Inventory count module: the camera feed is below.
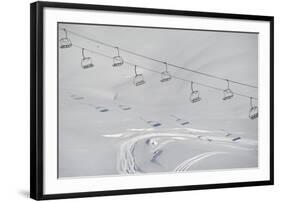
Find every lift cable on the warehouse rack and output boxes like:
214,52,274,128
70,43,258,100
63,28,258,89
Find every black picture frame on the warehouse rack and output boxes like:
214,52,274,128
30,1,274,200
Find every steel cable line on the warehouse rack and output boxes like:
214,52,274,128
70,43,258,100
63,28,258,89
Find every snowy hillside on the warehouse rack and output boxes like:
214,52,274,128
58,23,258,178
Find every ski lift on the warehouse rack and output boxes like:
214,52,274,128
81,48,94,69
160,62,172,82
60,28,72,49
133,65,145,86
223,79,234,100
190,81,201,103
112,47,124,67
249,97,258,120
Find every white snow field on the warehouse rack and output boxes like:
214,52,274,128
58,23,258,178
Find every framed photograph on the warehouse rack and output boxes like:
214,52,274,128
30,1,274,200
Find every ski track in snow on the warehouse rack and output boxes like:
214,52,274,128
174,152,226,172
114,129,257,174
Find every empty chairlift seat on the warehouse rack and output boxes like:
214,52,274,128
60,28,72,49
249,106,258,119
134,75,145,86
81,48,94,69
249,97,258,120
189,82,201,103
223,80,234,100
160,62,172,82
112,47,124,67
133,65,145,86
160,71,172,82
190,91,201,103
223,89,234,100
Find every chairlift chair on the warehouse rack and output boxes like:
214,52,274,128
112,47,124,67
160,71,172,82
160,62,172,82
249,106,258,120
190,91,201,103
190,82,201,103
81,48,94,69
249,97,258,120
60,28,72,49
223,89,234,100
133,65,145,86
223,80,234,100
134,74,145,86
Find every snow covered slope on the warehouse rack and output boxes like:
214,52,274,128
58,23,258,178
